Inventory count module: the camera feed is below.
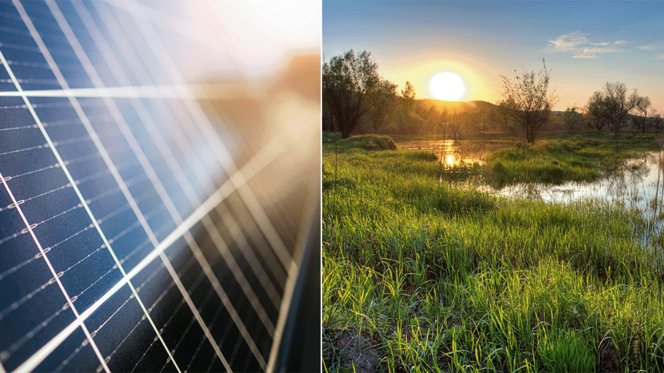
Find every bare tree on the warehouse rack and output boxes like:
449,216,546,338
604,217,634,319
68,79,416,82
601,82,642,137
322,50,379,138
633,96,654,134
437,105,449,139
448,109,463,141
499,59,558,143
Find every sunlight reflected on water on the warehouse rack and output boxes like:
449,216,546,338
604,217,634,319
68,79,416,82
400,139,509,167
403,140,664,215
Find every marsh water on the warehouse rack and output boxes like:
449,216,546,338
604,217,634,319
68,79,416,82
495,154,664,212
402,139,664,215
400,139,510,167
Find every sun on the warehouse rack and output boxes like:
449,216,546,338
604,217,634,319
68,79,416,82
431,72,465,101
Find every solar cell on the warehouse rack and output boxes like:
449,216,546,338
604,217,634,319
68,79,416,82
0,1,320,372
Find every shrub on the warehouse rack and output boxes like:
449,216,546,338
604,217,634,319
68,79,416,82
339,135,397,150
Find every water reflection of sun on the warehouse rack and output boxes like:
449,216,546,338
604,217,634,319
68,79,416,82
445,155,455,166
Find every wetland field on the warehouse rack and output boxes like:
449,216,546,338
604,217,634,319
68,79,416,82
323,131,664,372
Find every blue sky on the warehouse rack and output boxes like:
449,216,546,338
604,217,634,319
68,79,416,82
323,1,664,112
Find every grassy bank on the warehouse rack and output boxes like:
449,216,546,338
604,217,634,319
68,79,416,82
486,134,657,187
323,134,664,372
331,130,660,187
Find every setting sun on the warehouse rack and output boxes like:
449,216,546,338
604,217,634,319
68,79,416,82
430,72,465,101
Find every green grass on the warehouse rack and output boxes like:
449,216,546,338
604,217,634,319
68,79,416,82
324,132,398,151
323,133,664,372
485,135,656,187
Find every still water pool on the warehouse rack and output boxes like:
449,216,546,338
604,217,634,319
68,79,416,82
401,140,664,214
495,152,664,211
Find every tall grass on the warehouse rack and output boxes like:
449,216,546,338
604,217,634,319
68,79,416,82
323,134,664,372
486,135,654,187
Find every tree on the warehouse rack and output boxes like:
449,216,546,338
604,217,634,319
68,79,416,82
633,96,654,134
437,105,449,139
585,91,610,131
499,60,558,143
562,106,584,131
601,82,642,137
395,81,417,134
467,110,487,133
448,109,463,141
485,109,501,131
422,105,440,134
653,114,663,133
322,50,379,138
365,78,397,133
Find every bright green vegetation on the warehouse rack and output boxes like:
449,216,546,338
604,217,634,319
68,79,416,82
324,132,398,151
486,133,658,187
323,133,664,372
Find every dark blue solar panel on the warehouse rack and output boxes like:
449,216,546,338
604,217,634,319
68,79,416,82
0,1,319,372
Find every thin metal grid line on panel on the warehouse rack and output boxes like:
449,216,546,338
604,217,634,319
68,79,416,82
89,0,285,319
0,46,112,373
0,85,183,98
0,0,312,371
13,123,295,372
70,0,279,337
0,169,110,373
109,0,294,272
10,1,183,371
105,6,302,365
43,0,262,368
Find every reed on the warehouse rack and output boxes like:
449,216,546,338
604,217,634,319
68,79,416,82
323,133,664,372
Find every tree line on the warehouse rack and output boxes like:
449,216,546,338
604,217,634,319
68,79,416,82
323,49,661,142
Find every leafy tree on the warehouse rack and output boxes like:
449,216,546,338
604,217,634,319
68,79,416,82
322,50,379,138
365,78,397,133
585,91,610,131
395,81,417,134
499,60,558,143
562,106,584,131
411,104,438,135
486,106,510,132
322,104,336,132
485,109,501,131
467,110,487,132
422,106,440,134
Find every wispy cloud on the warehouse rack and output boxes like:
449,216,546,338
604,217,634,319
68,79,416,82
547,31,626,58
573,46,622,58
657,54,664,60
573,51,597,59
547,31,587,51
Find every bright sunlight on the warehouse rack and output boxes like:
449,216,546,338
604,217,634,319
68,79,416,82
430,72,465,101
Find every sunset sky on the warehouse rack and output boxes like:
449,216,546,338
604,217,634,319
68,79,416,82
323,1,664,113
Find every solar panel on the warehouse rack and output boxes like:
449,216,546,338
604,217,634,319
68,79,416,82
0,1,320,372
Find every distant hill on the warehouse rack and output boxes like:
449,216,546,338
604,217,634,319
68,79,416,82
415,98,499,113
415,99,571,116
